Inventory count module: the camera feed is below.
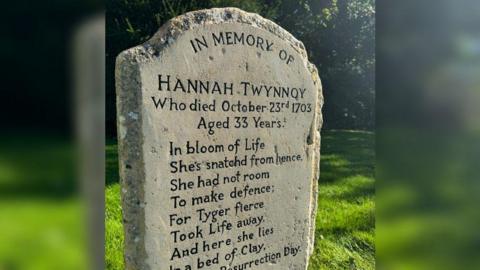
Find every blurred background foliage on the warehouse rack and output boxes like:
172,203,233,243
376,0,480,269
2,0,101,135
106,0,375,137
1,0,479,269
1,1,102,269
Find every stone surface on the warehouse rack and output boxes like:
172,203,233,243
116,8,323,270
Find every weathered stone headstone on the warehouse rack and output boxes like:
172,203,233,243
116,8,323,270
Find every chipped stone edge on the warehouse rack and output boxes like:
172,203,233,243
306,62,324,261
115,7,324,270
116,49,149,270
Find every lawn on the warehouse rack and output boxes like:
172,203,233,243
308,130,375,269
0,137,87,270
0,198,87,270
105,130,375,270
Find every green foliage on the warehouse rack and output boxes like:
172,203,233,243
276,0,375,130
105,130,375,269
106,0,375,136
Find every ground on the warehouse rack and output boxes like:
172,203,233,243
308,130,375,269
106,130,375,270
0,137,87,270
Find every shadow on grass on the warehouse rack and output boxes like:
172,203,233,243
106,140,119,186
320,130,375,184
309,130,375,270
0,136,76,198
334,177,375,202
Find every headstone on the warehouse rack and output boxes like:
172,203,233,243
73,14,105,270
116,8,323,270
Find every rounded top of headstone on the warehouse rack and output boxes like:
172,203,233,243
115,7,324,270
123,8,310,64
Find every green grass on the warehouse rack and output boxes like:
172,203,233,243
106,183,125,270
0,198,87,270
0,137,88,270
0,137,76,198
376,129,480,270
105,130,375,269
308,130,375,270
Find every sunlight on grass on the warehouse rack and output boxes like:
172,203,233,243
377,130,480,270
308,130,375,270
106,184,124,270
0,137,87,270
0,199,87,270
